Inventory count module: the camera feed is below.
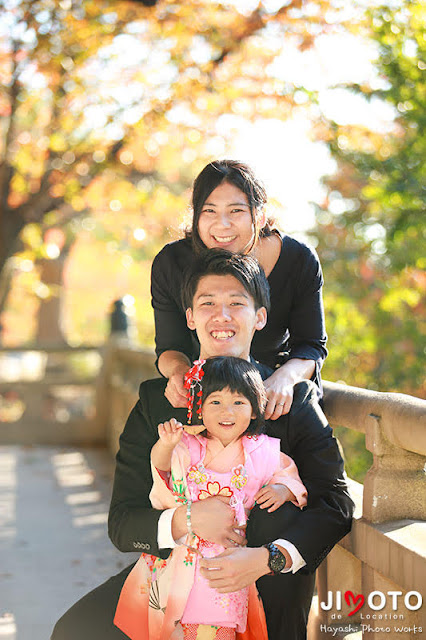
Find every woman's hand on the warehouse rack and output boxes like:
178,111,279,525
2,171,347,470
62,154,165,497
263,358,316,420
158,352,192,408
263,373,294,419
164,370,188,408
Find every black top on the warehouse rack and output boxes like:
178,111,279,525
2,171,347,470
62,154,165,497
108,375,353,573
151,234,328,390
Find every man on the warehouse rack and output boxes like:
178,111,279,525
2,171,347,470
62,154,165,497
52,250,353,640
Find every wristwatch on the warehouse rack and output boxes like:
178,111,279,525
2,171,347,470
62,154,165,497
264,542,287,574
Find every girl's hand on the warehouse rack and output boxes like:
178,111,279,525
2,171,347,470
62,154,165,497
157,418,183,448
254,484,295,513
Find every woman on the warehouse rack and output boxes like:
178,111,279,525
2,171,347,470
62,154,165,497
151,159,327,419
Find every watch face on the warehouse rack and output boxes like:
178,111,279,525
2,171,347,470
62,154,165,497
270,551,286,573
266,543,286,573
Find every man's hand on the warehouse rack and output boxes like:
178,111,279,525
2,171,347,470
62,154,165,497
199,547,270,593
254,484,295,512
164,370,188,408
172,496,246,548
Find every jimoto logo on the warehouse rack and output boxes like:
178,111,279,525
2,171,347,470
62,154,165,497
320,590,422,616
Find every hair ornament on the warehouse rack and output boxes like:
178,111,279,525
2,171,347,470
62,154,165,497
184,359,206,424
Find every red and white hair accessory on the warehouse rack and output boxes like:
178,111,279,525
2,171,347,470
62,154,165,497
184,359,206,425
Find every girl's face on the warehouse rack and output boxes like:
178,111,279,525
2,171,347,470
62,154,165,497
197,182,264,254
202,386,255,447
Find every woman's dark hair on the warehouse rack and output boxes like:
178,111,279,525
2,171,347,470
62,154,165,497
199,356,266,436
181,248,270,313
186,159,276,254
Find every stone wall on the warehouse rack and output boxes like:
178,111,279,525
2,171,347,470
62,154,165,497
311,381,426,639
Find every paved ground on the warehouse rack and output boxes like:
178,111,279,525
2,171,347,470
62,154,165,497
0,445,139,640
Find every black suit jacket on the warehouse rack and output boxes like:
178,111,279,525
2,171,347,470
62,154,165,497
108,376,353,573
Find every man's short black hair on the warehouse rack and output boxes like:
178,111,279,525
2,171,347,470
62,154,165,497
182,249,270,312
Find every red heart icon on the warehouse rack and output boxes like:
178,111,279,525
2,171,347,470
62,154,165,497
345,590,365,616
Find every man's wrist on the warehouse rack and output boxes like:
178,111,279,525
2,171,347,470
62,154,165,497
262,542,293,573
276,544,292,569
256,545,272,577
158,508,178,549
171,504,187,541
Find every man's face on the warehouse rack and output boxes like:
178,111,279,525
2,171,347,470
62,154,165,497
185,274,267,360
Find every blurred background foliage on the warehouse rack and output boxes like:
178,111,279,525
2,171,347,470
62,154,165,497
312,1,425,400
1,0,344,343
0,0,424,480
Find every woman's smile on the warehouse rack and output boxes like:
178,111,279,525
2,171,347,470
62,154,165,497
198,182,256,254
211,234,237,245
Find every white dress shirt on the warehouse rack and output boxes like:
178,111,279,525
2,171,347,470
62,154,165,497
157,508,306,574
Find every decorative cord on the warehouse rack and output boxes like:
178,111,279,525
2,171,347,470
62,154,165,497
183,359,206,424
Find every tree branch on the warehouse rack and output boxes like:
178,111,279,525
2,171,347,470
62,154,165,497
0,39,21,211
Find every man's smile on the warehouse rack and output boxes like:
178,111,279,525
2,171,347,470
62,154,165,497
210,330,236,339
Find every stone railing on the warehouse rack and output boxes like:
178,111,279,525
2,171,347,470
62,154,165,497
94,337,157,453
312,381,426,639
0,344,104,445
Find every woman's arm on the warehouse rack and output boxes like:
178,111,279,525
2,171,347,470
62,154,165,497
157,350,191,408
263,241,326,418
151,243,196,367
286,244,327,370
151,245,197,406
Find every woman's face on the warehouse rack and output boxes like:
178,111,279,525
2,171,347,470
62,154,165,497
197,181,262,254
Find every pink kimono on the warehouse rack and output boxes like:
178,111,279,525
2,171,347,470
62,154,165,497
114,432,307,640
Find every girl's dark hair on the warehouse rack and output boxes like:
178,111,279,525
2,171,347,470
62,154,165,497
199,356,266,436
186,160,277,254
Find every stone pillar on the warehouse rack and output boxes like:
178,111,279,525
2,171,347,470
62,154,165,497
36,256,67,345
361,565,424,640
363,414,426,523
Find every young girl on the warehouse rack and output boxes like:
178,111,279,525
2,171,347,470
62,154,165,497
114,357,308,640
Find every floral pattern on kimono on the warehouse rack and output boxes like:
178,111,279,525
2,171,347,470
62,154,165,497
114,432,307,640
